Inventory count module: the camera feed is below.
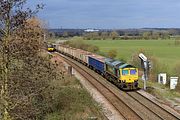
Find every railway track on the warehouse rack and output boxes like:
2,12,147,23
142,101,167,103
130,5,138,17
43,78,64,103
127,91,180,120
53,52,180,120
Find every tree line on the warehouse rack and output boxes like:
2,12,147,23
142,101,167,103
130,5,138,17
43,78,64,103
83,31,171,40
47,28,180,40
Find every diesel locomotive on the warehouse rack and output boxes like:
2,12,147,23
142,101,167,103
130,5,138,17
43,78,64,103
47,44,56,52
55,44,139,90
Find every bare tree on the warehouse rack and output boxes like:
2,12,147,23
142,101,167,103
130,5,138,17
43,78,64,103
0,1,64,120
0,0,33,119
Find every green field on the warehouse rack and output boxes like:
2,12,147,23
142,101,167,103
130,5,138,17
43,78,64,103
85,39,180,73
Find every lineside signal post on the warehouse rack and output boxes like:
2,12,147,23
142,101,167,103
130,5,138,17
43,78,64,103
139,53,151,90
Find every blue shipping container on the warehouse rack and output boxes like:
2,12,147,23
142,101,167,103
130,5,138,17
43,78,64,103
88,56,105,73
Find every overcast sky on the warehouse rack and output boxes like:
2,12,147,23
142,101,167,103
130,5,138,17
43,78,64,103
28,0,180,29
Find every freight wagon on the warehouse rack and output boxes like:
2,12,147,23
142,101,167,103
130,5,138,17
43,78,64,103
88,55,105,75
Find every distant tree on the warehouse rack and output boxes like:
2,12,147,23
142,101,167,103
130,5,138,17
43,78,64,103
152,32,161,39
49,32,56,38
63,31,69,38
123,33,129,40
143,31,152,39
168,29,179,36
101,32,109,40
110,31,119,40
83,32,100,40
161,32,170,39
83,33,91,40
91,32,100,40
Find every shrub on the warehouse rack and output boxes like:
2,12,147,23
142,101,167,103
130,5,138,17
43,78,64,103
174,62,180,77
44,76,105,120
64,39,99,53
87,45,99,53
129,48,150,68
174,62,180,92
107,49,117,59
130,49,169,82
174,40,180,46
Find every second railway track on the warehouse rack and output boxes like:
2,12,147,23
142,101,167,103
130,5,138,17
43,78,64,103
53,52,180,120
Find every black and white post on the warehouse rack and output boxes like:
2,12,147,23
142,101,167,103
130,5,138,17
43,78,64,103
139,53,148,90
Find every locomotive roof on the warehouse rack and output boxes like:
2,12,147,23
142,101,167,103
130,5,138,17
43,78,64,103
105,58,136,69
105,58,125,69
119,63,135,69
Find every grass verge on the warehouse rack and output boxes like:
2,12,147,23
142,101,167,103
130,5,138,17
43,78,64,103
45,75,105,120
138,80,180,105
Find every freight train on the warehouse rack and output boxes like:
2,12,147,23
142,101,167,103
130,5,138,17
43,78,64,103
55,44,139,90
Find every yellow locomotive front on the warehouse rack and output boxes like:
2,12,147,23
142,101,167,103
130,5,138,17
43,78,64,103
105,58,138,90
120,66,138,89
47,44,56,52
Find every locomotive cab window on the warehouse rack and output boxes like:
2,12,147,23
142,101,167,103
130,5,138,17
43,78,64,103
130,69,137,75
48,44,53,47
122,70,129,75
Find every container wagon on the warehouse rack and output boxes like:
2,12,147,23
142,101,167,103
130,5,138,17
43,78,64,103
88,55,105,75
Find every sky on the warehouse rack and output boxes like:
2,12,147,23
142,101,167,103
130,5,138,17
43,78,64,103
28,0,180,29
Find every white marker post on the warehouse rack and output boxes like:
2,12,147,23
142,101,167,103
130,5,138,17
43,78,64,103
139,53,148,90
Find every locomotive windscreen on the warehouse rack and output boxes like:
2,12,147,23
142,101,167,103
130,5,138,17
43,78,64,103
122,70,129,75
130,69,137,75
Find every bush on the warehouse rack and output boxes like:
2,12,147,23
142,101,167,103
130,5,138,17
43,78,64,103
149,56,169,82
130,49,169,82
174,62,180,77
44,76,105,120
87,45,99,53
107,49,117,59
64,39,99,53
175,40,180,46
129,48,150,68
174,62,180,92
